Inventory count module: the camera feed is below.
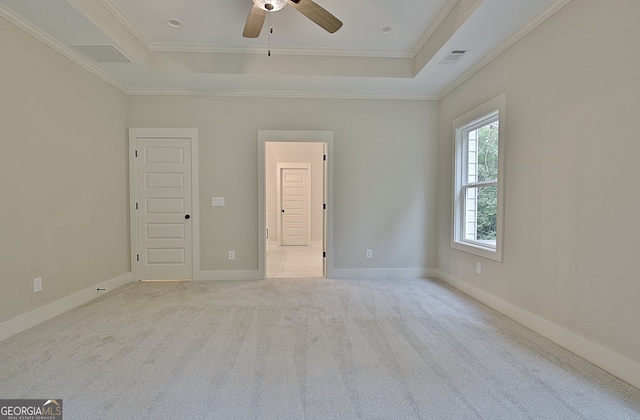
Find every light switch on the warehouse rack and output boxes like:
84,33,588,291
212,197,225,207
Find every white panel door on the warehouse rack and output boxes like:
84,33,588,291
281,168,309,246
134,136,193,280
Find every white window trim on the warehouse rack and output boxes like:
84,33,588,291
452,93,506,262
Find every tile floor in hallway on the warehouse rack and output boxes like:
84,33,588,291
266,245,324,278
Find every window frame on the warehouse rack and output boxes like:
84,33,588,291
452,93,506,262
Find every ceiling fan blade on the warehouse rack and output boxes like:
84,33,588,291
243,4,267,38
286,0,343,34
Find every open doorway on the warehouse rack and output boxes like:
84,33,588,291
266,143,323,277
258,130,333,279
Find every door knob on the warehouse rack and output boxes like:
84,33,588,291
185,214,191,220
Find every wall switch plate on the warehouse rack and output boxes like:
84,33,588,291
366,249,373,259
228,250,235,260
34,277,42,293
476,262,482,274
212,197,225,207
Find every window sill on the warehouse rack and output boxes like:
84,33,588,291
452,240,502,262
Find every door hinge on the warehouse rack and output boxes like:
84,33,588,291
135,150,138,158
323,203,327,210
323,251,326,258
323,154,327,161
136,254,139,262
135,202,139,210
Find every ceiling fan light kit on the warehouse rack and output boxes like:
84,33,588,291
243,0,343,39
253,0,287,12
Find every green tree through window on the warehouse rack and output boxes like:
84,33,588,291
476,121,498,240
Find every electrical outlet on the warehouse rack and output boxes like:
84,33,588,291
228,250,235,260
476,262,482,274
366,249,373,259
34,277,42,293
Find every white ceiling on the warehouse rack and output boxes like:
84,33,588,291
0,0,568,99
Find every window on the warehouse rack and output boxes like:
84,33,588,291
452,94,506,261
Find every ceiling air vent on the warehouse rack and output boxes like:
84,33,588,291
73,45,131,63
440,49,467,64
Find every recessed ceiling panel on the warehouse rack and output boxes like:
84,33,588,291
0,0,567,98
108,0,448,54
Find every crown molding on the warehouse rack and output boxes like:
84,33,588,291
125,88,438,101
148,43,413,59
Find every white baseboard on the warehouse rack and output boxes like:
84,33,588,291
436,270,640,390
0,273,131,342
331,268,437,280
195,270,264,281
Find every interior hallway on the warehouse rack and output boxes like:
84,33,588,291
266,245,323,278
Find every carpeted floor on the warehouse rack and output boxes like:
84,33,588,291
1,278,639,419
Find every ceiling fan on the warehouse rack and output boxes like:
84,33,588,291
243,0,342,38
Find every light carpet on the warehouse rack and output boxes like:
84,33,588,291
1,278,639,419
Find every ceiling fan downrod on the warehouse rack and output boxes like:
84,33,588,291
268,13,272,56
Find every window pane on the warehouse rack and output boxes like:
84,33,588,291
469,120,499,183
467,130,477,183
464,185,497,245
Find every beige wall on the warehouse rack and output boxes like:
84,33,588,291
0,18,129,324
437,0,640,377
127,96,439,273
266,142,325,245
